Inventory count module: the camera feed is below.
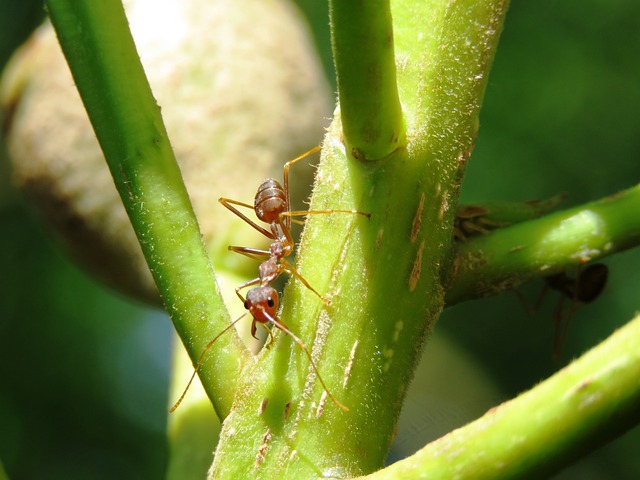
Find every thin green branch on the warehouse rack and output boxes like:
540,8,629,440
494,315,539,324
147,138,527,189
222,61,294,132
330,0,405,160
359,313,640,480
45,0,247,418
446,184,640,304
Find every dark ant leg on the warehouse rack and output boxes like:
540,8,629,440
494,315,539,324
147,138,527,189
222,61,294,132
552,294,582,361
551,295,568,360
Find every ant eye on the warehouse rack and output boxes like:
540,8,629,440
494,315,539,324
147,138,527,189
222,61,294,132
268,298,275,308
244,300,249,310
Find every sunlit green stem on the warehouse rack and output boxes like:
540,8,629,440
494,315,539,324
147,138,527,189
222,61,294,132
45,0,247,419
360,313,640,479
447,184,640,304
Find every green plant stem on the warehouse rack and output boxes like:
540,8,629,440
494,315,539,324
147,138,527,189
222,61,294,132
330,0,405,160
167,339,222,480
358,313,640,480
45,0,247,418
208,1,509,477
446,184,640,304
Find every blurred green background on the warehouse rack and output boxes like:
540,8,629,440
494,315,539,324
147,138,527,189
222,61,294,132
1,0,639,478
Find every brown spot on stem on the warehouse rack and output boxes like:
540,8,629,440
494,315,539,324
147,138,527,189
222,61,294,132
410,192,425,243
409,240,425,292
316,392,327,418
255,429,272,467
376,228,384,249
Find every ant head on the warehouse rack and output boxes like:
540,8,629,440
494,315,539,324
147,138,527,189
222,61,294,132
244,286,279,324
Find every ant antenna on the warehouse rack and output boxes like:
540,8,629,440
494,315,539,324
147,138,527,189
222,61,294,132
170,313,248,413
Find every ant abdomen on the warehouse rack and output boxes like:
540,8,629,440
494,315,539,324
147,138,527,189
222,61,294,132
254,179,286,224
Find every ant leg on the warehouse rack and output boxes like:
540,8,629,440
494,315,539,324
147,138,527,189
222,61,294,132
235,277,261,304
219,197,275,239
283,146,322,172
264,310,348,412
170,312,248,413
228,245,271,262
513,289,534,317
274,208,371,269
531,283,550,315
515,281,551,318
280,257,330,305
551,296,568,360
284,209,371,220
255,321,275,345
282,146,322,231
553,288,582,360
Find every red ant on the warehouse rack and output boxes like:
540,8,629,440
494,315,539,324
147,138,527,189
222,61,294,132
170,147,370,413
536,263,608,359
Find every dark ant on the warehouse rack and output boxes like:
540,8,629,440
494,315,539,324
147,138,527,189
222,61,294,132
453,205,504,242
170,147,370,413
453,195,566,243
537,263,608,359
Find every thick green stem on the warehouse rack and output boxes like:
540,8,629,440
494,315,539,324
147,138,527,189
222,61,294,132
208,1,509,477
359,313,640,479
45,0,247,418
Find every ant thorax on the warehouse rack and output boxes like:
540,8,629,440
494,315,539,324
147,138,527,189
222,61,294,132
269,225,291,258
258,257,281,287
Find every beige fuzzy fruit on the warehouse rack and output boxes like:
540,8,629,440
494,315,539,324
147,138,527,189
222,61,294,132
2,0,332,305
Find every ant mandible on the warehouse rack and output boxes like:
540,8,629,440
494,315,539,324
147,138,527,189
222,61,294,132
170,146,370,413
